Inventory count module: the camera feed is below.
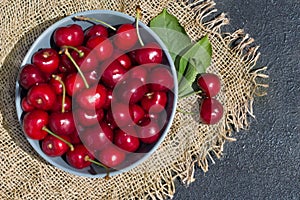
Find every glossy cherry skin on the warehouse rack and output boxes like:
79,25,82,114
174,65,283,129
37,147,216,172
114,127,140,152
69,129,82,145
128,65,148,84
137,121,161,144
71,46,98,72
109,102,132,127
32,48,60,74
49,74,64,94
197,73,221,97
115,78,148,104
27,83,56,110
53,24,84,47
115,53,132,69
41,134,71,157
50,95,72,112
19,64,46,89
84,24,108,39
135,43,163,65
80,121,113,151
84,69,101,85
114,24,138,50
22,110,48,140
97,145,126,168
65,73,85,96
141,91,167,113
86,36,113,62
103,89,113,110
21,97,35,112
66,144,95,169
75,84,107,110
59,54,77,73
101,60,127,88
148,66,174,91
130,104,145,124
74,107,104,127
49,112,75,135
199,98,223,124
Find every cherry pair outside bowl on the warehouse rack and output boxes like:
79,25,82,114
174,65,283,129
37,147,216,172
15,10,178,178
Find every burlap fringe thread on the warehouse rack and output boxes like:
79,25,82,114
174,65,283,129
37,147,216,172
0,0,267,199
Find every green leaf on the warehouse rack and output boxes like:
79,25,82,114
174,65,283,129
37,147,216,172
150,9,191,61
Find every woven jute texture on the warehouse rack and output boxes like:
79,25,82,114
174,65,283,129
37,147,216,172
0,0,267,199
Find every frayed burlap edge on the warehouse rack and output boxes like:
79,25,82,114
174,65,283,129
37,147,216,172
0,0,268,199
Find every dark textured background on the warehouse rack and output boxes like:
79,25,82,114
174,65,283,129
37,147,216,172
173,0,300,199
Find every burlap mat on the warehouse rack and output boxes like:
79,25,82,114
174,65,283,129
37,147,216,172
0,0,267,199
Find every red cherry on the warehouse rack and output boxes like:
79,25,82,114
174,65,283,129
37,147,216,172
128,65,148,84
80,121,113,151
49,74,64,94
75,84,107,110
53,24,84,47
129,104,145,124
48,112,75,135
59,54,77,73
199,98,223,124
74,107,104,127
101,60,127,88
114,127,140,152
32,48,60,74
84,24,108,39
115,53,132,69
115,78,148,104
66,144,94,169
65,73,85,96
21,97,35,112
137,121,161,144
197,73,221,97
109,102,132,127
70,46,98,72
22,110,48,140
114,24,138,50
27,83,56,110
50,95,72,112
97,145,126,168
103,89,113,110
141,91,167,113
84,69,101,85
135,43,163,65
86,36,113,62
148,66,174,91
69,129,82,145
41,134,71,157
19,64,46,89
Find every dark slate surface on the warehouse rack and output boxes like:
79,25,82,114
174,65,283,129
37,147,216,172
173,1,300,199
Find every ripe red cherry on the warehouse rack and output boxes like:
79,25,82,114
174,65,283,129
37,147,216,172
50,95,72,112
84,69,101,85
141,91,167,113
41,134,71,157
59,54,77,73
84,24,108,39
197,73,221,97
19,64,46,89
65,73,85,96
21,97,35,112
74,107,104,127
66,144,94,169
22,110,48,140
101,60,127,88
109,102,132,127
149,66,174,91
75,84,107,110
53,24,84,47
130,104,145,124
49,112,75,135
199,98,223,125
70,46,98,72
103,89,113,110
114,24,138,50
114,127,140,152
97,145,126,168
129,65,148,84
80,121,113,151
137,121,161,144
115,78,148,104
32,48,60,74
135,42,163,64
86,36,113,62
115,53,132,69
69,129,82,145
49,74,64,94
27,83,56,110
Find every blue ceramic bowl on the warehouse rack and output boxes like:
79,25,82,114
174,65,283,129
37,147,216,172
15,10,178,178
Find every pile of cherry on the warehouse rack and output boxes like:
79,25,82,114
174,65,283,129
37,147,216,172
18,16,174,174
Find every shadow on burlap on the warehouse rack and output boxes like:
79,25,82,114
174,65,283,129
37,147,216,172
0,0,267,199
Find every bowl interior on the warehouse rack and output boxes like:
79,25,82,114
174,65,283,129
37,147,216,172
16,10,178,178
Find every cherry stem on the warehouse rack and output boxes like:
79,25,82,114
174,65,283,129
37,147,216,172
52,75,66,113
42,127,74,151
74,16,116,31
84,156,110,179
60,46,84,57
63,48,90,89
179,90,202,99
136,6,144,47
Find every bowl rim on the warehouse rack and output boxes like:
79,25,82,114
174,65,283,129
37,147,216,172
15,9,178,178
